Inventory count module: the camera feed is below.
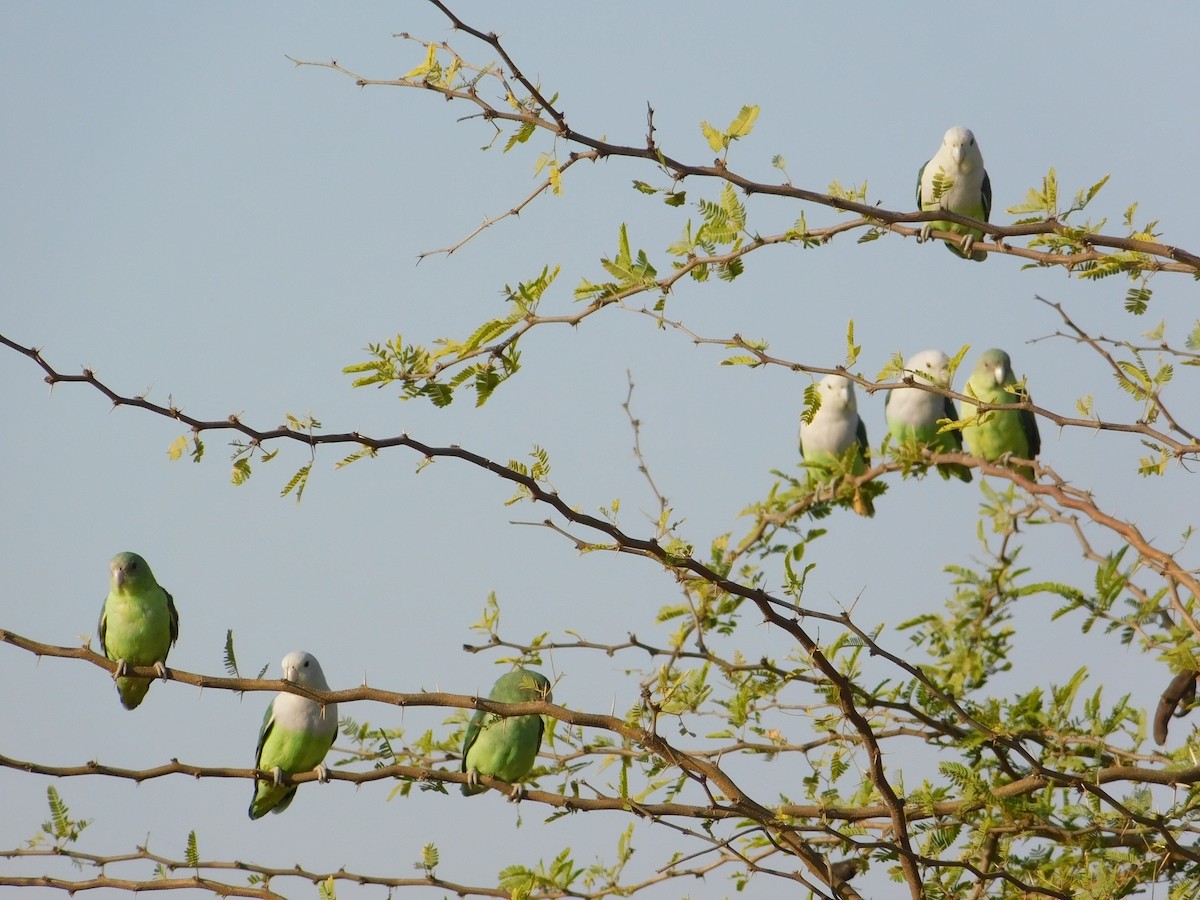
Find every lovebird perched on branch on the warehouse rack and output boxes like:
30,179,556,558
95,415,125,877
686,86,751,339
917,126,992,261
97,551,179,710
461,668,552,800
249,651,338,819
961,348,1041,480
885,349,972,483
799,374,874,517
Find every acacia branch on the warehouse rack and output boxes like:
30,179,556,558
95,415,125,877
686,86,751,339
7,333,1199,892
288,16,1200,275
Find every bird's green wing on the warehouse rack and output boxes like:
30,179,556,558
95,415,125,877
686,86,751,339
941,395,963,449
254,699,277,772
460,708,486,773
1020,405,1041,459
97,600,108,658
166,589,180,645
915,162,927,207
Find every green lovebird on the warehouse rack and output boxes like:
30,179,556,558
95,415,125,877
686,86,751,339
961,348,1041,480
917,125,992,261
885,349,972,483
249,651,338,819
97,552,179,710
799,374,874,517
461,668,552,800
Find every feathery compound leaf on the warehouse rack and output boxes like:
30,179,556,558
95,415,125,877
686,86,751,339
727,104,760,138
844,319,861,367
462,316,519,353
318,876,337,900
719,183,747,231
801,382,822,425
1081,174,1110,208
231,458,252,486
1125,286,1152,315
699,119,724,153
185,831,199,868
504,121,536,153
223,629,239,678
1007,168,1058,219
404,42,437,79
167,435,188,461
335,444,378,470
280,463,312,502
43,787,89,847
416,842,440,873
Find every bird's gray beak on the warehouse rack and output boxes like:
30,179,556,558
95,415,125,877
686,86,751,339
951,146,965,166
994,366,1006,384
113,568,126,589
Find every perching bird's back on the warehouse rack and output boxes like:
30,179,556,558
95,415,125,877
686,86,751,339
917,126,991,261
249,650,338,819
461,668,552,798
97,551,179,710
885,349,971,483
961,348,1041,480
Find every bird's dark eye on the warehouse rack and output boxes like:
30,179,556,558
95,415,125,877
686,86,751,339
303,660,310,667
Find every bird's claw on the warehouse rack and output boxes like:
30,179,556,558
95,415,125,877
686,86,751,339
466,770,481,790
270,766,285,786
112,659,128,681
315,763,329,784
506,784,525,803
959,233,976,256
918,223,933,244
153,661,168,682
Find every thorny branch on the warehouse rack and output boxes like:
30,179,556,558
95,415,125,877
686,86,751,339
286,38,1200,275
4,331,1200,894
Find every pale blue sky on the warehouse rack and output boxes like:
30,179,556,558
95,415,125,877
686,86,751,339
2,3,1198,897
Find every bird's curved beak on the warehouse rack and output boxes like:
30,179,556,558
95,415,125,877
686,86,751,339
112,567,126,589
283,665,298,683
950,146,965,166
993,365,1006,385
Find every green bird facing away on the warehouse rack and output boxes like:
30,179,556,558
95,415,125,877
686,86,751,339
462,668,552,800
961,348,1041,480
885,349,972,483
917,125,992,261
97,552,179,710
249,651,338,820
799,374,874,517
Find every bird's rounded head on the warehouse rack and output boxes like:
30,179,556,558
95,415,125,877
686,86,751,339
109,551,152,591
976,348,1014,387
903,349,952,387
942,126,979,168
817,374,856,414
281,650,326,687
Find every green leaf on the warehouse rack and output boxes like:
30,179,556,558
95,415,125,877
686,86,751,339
231,458,251,486
844,319,860,367
504,121,536,153
280,463,312,502
185,831,199,868
727,104,760,139
223,630,239,678
699,119,724,153
416,842,439,873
